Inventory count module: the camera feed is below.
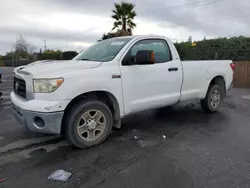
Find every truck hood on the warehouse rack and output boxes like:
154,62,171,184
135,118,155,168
17,60,102,78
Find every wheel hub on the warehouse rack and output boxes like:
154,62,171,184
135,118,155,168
211,89,220,108
86,119,97,130
77,109,107,141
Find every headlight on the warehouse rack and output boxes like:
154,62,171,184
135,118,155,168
33,78,64,93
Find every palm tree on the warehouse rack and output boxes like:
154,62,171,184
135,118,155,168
111,1,137,32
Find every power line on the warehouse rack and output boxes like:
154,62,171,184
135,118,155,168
138,0,223,13
47,19,113,49
74,20,113,36
160,12,250,28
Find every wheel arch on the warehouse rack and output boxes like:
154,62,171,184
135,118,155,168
206,75,226,98
209,75,226,90
61,90,121,134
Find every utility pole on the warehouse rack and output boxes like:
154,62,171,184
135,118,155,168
44,40,47,51
12,50,15,67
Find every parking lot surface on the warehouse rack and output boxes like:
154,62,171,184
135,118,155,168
1,67,250,188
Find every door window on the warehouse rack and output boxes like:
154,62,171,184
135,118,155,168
129,39,172,63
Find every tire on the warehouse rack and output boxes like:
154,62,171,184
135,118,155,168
201,84,223,113
65,100,113,148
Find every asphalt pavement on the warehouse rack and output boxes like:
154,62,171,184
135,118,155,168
1,67,250,188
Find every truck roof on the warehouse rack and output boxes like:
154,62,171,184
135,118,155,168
113,35,167,40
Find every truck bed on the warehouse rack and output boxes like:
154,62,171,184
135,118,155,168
180,60,233,101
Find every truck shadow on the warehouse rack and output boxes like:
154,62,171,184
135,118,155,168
114,105,230,141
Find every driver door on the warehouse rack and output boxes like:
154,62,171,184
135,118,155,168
119,38,182,115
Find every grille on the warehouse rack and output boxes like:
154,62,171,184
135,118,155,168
14,77,26,99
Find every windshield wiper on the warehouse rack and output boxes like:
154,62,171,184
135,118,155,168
80,58,90,61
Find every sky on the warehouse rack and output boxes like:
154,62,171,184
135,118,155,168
0,0,250,55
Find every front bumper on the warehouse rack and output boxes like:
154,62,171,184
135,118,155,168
10,92,70,134
12,103,64,134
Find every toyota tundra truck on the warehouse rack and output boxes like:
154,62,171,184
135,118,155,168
11,35,234,148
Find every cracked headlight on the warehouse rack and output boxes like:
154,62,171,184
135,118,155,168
33,78,64,93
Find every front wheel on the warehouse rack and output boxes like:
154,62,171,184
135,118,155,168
65,100,113,148
201,85,223,113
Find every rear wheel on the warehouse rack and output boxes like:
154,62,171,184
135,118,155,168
65,100,113,148
201,85,223,113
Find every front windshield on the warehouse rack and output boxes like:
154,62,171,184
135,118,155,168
73,37,132,62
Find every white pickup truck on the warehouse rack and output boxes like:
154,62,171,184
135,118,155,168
11,35,234,148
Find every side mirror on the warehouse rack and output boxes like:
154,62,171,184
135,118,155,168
122,55,136,66
136,50,155,65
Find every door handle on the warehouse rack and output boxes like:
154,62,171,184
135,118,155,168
168,67,178,71
112,74,121,79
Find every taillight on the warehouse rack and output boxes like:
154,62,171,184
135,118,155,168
230,63,235,71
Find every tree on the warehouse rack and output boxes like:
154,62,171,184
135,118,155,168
174,36,250,61
0,55,3,66
111,1,137,31
62,51,78,60
101,33,115,40
100,28,133,41
14,35,36,59
98,2,136,41
188,36,192,43
42,50,62,60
